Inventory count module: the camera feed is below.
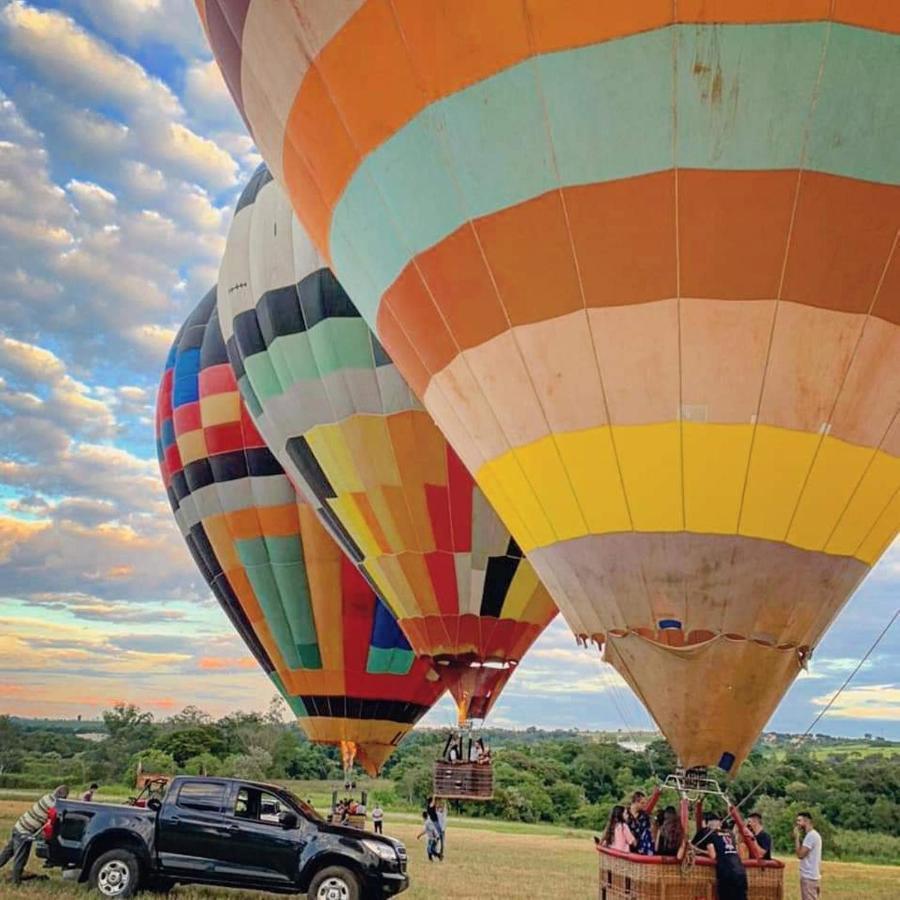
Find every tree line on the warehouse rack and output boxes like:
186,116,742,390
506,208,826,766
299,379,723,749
1,703,897,864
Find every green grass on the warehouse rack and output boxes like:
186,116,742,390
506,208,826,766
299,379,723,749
2,795,899,899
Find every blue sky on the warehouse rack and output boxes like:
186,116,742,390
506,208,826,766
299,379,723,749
0,0,896,737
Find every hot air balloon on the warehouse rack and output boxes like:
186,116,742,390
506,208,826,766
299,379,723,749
217,165,556,745
156,289,444,776
198,2,900,780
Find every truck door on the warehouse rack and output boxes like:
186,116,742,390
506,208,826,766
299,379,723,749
157,780,230,876
217,786,306,884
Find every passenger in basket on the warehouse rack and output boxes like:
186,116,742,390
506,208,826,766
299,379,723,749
655,805,686,860
747,812,772,860
625,791,654,855
696,813,747,900
600,805,636,852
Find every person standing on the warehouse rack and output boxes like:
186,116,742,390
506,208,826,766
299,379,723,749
795,811,822,900
746,812,772,860
371,803,384,835
696,812,747,900
0,785,68,884
436,801,447,857
416,812,441,862
625,791,654,855
81,783,99,802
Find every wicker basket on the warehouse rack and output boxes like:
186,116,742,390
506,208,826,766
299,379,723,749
433,761,493,799
598,846,784,899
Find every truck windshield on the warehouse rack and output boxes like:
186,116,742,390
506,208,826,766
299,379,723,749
275,788,324,823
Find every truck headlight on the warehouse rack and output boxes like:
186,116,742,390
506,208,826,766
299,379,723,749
361,839,397,862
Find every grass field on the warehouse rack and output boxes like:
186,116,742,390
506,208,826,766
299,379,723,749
0,799,897,899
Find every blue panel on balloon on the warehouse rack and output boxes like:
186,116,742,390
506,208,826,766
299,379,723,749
370,598,411,651
173,348,201,405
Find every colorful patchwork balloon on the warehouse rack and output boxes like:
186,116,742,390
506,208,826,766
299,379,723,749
199,3,900,772
156,289,444,773
217,166,556,724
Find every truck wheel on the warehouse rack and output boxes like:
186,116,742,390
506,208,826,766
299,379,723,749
308,865,361,900
88,848,141,898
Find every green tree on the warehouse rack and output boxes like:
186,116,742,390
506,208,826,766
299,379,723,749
221,747,273,781
156,727,226,765
548,782,584,821
128,749,176,784
183,753,222,776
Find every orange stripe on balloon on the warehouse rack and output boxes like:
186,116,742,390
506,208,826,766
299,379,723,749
275,0,900,251
375,170,900,381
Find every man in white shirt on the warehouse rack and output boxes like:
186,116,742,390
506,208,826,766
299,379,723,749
371,804,384,835
794,812,822,899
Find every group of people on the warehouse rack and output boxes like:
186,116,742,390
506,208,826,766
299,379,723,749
441,733,491,765
332,796,366,824
416,796,447,861
598,791,823,900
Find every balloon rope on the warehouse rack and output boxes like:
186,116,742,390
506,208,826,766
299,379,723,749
735,605,899,810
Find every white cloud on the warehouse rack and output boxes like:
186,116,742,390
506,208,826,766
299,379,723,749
811,684,900,720
1,1,181,118
184,58,241,125
65,0,209,57
66,179,117,224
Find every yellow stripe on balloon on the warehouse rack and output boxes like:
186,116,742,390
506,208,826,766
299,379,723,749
199,391,240,427
499,559,541,623
476,423,899,564
305,424,365,493
175,428,207,465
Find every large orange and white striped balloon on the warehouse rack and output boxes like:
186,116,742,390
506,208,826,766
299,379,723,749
197,1,900,772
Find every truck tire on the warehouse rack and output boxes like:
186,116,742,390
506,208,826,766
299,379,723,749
308,865,362,900
88,848,141,898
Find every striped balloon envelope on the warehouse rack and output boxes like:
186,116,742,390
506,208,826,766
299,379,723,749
199,2,900,772
217,165,556,725
156,289,444,774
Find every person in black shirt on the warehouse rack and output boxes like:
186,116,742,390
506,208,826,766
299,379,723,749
747,812,772,860
695,813,747,900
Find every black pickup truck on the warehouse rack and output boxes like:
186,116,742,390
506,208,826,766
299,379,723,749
36,775,408,899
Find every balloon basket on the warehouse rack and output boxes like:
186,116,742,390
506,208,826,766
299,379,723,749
432,760,494,800
598,847,784,899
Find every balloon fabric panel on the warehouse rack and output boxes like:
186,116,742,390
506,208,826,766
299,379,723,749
198,1,900,772
156,289,443,773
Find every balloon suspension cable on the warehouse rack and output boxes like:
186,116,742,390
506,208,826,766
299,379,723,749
340,740,357,787
734,605,899,812
597,639,657,777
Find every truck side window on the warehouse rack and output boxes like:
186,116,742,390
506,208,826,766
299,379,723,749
176,782,226,813
232,787,285,824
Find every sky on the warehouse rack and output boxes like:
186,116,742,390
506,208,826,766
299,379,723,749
0,0,897,738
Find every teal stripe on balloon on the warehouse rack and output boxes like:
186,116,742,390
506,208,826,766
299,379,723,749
265,534,301,564
367,645,415,675
268,332,318,388
241,559,302,669
308,318,377,375
244,351,282,402
329,22,900,321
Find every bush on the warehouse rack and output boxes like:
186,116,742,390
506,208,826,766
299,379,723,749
221,747,273,781
183,753,222,776
570,803,608,832
128,749,176,784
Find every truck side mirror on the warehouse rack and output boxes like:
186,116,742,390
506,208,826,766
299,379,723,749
280,811,299,830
